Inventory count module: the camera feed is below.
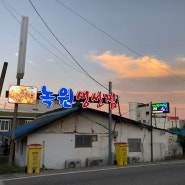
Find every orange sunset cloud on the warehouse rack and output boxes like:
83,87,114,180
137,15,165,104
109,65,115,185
89,51,185,78
88,51,185,119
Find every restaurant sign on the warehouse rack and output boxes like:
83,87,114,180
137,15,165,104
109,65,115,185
39,86,117,109
7,85,117,110
8,85,37,104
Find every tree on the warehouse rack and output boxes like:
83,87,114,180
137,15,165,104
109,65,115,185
177,134,185,153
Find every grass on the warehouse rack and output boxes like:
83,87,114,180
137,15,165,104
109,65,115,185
0,156,24,175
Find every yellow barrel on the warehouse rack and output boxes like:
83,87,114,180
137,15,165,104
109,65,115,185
27,144,42,174
114,142,128,166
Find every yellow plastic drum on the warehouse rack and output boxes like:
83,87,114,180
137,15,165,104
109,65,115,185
27,144,42,174
114,142,128,166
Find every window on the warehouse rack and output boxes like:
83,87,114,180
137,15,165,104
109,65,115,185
0,120,11,131
75,135,97,148
128,138,141,152
25,120,32,124
143,120,146,124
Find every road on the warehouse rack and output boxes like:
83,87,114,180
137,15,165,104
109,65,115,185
1,161,185,185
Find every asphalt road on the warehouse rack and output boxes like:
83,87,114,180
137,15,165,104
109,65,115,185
1,161,185,185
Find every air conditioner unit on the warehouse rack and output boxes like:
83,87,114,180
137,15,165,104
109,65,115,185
128,156,140,164
86,157,104,167
65,159,81,169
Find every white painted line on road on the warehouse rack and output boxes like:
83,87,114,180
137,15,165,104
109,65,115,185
2,160,185,182
0,180,5,185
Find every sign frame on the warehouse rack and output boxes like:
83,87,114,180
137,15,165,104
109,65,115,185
152,102,170,114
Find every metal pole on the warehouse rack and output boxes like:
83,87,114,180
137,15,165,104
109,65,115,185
8,16,28,165
8,79,20,165
108,82,112,165
17,16,29,79
0,62,8,96
150,102,153,162
175,107,177,128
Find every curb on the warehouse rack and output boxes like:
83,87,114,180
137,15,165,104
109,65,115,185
0,180,5,185
1,159,185,180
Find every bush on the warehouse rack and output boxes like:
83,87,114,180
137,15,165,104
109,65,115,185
0,156,8,164
0,156,23,174
177,134,185,153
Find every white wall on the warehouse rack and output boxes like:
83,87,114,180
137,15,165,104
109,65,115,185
25,112,111,169
129,102,182,130
27,133,110,169
28,134,74,169
14,110,183,169
14,140,27,167
115,121,182,162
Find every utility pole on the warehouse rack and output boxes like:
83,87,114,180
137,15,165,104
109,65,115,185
8,79,20,165
8,16,29,165
175,107,177,128
150,102,153,162
0,62,8,96
108,81,112,165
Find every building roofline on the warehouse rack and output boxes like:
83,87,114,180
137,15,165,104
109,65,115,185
3,103,175,139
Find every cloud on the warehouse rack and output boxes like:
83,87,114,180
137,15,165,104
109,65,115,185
177,57,185,64
28,60,36,66
89,51,185,119
15,52,18,57
47,59,54,63
89,51,185,78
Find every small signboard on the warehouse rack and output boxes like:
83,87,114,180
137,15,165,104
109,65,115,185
8,85,37,104
6,85,118,109
152,102,170,114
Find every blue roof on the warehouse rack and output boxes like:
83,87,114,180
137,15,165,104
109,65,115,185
171,128,185,136
4,102,167,139
3,103,81,139
4,122,43,138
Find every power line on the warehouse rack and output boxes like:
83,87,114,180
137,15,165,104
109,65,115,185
1,0,86,75
1,0,20,22
56,0,142,58
2,0,110,82
56,0,185,119
28,0,108,91
4,0,184,117
56,0,185,82
1,0,113,106
29,32,86,74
